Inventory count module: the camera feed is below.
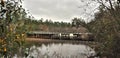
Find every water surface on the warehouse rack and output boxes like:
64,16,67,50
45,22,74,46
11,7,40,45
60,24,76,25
24,43,95,58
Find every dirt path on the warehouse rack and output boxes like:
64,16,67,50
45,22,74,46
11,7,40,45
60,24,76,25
25,38,53,42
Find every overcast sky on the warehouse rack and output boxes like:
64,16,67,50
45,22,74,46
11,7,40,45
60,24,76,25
23,0,99,22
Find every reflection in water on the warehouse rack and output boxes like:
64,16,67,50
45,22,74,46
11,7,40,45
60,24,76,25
24,43,95,58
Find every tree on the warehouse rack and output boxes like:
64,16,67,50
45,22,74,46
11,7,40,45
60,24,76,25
87,0,120,57
71,17,87,28
0,0,28,57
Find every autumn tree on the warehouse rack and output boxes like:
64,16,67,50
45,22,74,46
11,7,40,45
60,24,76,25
0,0,28,57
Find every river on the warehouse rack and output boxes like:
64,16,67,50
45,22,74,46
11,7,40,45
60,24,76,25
13,42,96,58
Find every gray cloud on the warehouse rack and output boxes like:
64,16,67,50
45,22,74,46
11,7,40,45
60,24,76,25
23,0,99,22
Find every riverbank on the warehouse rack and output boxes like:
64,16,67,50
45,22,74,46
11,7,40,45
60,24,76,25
25,38,98,48
26,38,95,43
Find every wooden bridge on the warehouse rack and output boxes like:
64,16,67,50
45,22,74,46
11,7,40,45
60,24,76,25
27,31,94,41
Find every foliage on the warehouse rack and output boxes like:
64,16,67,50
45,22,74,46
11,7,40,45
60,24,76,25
87,0,120,58
25,18,71,31
71,17,87,28
0,0,28,57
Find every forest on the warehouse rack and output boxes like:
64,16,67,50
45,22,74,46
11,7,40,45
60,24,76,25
24,17,88,33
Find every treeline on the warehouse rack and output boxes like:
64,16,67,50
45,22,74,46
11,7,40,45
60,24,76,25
24,17,89,33
24,18,71,31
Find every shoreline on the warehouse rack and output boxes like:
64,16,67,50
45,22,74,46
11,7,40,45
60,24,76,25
25,38,97,46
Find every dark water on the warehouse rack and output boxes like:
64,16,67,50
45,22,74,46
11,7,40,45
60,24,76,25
13,42,96,58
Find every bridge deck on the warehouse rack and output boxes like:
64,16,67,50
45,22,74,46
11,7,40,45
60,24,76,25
27,31,94,41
